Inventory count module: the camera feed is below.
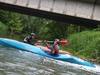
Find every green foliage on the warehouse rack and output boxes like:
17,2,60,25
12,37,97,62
41,21,69,40
0,22,8,35
0,10,23,34
7,13,23,34
21,15,50,34
67,31,100,59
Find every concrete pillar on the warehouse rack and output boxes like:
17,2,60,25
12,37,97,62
15,0,28,7
93,0,100,21
64,0,77,16
76,0,95,19
0,0,16,4
52,0,66,14
40,0,54,11
28,0,40,9
0,0,5,2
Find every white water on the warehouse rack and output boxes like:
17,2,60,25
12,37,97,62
42,57,100,75
0,46,100,75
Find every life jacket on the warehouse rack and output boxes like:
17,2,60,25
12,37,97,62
52,41,59,55
45,40,60,55
24,35,36,45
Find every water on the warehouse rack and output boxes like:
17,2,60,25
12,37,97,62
0,46,100,75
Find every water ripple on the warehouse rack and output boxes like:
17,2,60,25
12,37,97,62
0,46,99,75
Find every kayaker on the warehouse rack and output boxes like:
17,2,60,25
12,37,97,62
46,39,60,55
24,33,37,45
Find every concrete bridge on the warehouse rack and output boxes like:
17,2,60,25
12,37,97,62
0,0,100,26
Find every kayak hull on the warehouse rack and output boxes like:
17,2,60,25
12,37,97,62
0,38,95,67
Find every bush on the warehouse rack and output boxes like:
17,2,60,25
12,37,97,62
66,31,100,59
0,22,8,35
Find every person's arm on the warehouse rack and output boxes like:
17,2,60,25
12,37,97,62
34,40,42,46
44,40,51,49
24,36,27,42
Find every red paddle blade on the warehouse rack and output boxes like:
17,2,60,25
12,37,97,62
60,39,69,46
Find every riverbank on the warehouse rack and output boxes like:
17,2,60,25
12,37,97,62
65,31,100,64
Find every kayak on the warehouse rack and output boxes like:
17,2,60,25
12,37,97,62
0,38,95,67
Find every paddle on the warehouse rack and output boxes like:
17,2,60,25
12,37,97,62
36,39,69,46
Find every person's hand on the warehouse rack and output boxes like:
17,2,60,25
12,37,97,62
37,40,42,43
44,40,47,43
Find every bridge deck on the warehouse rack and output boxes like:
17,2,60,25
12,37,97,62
0,0,100,25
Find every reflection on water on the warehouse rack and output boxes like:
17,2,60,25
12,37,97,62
0,46,99,75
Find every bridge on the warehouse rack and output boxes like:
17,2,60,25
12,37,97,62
0,0,100,26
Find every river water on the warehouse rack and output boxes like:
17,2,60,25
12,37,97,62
0,46,100,75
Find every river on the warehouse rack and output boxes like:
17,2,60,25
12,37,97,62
0,46,100,75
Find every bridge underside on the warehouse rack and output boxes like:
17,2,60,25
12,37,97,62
0,2,99,27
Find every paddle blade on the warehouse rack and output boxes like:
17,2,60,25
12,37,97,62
60,39,69,46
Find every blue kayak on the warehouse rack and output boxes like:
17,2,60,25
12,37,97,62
0,38,95,67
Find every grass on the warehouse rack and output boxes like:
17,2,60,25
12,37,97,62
65,31,100,62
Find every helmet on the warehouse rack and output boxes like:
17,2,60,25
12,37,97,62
55,39,59,42
31,33,36,36
55,39,60,43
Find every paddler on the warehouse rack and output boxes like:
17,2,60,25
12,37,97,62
46,39,60,55
46,38,70,55
24,33,37,45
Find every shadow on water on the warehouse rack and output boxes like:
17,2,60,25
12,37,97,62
0,46,100,75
